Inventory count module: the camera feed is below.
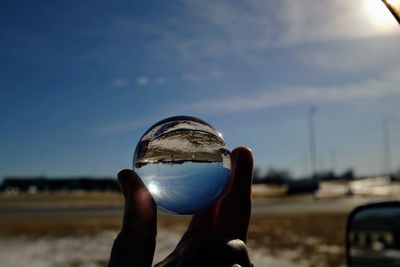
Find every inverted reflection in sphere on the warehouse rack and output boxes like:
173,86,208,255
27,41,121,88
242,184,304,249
133,116,231,215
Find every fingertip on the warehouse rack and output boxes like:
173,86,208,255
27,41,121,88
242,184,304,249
230,147,254,188
118,169,134,179
231,147,253,166
117,169,144,199
214,147,253,241
118,169,157,234
117,169,133,196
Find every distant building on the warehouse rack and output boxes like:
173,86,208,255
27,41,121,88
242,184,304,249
0,177,119,193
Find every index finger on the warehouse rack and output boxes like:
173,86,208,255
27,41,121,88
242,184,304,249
178,147,253,246
108,169,157,267
214,147,253,242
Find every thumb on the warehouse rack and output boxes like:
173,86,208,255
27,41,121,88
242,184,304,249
108,169,157,267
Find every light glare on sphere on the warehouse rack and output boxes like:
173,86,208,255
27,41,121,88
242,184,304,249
133,116,231,215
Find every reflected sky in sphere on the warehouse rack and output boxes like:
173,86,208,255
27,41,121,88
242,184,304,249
133,116,231,215
137,162,229,214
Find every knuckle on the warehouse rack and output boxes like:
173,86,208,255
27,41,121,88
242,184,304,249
227,239,247,251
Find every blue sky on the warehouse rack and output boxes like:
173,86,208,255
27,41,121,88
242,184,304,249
1,0,400,179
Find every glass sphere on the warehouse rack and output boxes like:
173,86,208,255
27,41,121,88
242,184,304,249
133,116,231,215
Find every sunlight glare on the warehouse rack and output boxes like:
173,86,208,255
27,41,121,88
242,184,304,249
148,183,160,195
364,0,396,29
385,0,400,18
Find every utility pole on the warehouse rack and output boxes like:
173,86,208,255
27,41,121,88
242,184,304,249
383,117,392,175
308,107,317,178
330,149,337,173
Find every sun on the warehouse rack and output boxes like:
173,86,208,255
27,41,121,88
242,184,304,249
363,0,396,28
148,182,160,195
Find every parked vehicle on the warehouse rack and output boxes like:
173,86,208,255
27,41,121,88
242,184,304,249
347,201,400,267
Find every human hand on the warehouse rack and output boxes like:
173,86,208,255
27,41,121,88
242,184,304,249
108,147,254,267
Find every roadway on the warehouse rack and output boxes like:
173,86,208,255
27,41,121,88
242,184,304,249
0,195,398,219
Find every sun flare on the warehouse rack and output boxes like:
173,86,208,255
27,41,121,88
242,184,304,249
148,183,160,195
364,0,396,28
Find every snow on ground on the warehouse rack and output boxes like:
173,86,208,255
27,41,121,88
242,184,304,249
0,229,305,267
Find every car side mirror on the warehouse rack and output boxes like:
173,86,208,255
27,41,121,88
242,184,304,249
346,201,400,267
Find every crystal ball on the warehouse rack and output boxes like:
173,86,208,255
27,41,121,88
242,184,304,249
133,116,231,215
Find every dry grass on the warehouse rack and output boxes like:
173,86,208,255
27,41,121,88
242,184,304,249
0,218,121,237
0,192,348,267
249,213,347,267
0,214,347,266
0,191,123,206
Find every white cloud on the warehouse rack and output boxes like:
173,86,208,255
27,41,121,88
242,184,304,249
182,67,223,82
101,66,400,135
147,0,399,75
154,76,167,84
275,0,398,45
137,76,149,86
160,0,398,54
93,118,151,134
297,35,400,72
136,76,167,86
112,78,129,87
177,67,400,114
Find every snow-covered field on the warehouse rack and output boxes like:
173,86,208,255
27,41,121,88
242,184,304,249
0,192,350,267
0,228,308,267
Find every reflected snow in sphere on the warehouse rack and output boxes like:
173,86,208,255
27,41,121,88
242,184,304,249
133,116,231,215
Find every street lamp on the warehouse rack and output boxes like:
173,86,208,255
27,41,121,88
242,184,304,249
382,0,400,24
382,117,393,175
